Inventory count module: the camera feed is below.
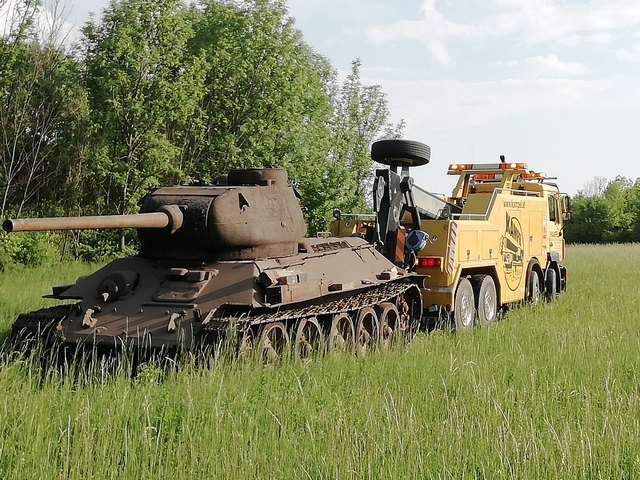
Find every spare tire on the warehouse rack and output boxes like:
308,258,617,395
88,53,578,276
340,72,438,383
371,139,431,167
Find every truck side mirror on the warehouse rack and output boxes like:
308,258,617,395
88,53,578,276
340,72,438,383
561,195,571,222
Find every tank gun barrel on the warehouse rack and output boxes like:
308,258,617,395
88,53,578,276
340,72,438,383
3,207,183,233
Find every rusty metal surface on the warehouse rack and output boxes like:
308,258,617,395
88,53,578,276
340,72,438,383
205,282,419,330
3,212,170,232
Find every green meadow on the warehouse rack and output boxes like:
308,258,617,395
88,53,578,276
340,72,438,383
0,244,639,479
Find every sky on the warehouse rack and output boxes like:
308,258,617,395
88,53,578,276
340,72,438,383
6,0,640,195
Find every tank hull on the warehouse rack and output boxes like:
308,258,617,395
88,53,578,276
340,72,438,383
12,237,423,356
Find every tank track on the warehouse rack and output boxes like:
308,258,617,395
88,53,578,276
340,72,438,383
11,304,76,349
11,282,421,361
200,281,421,337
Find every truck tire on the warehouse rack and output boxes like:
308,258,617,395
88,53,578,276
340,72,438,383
544,268,557,302
371,139,431,167
527,269,542,304
471,274,497,326
453,277,475,331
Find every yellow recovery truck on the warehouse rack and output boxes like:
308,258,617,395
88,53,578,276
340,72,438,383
330,139,570,330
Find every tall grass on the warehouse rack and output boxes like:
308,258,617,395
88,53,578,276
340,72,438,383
0,246,639,479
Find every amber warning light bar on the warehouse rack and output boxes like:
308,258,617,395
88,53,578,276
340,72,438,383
448,162,529,172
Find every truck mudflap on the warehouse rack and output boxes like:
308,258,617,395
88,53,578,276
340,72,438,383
559,264,567,292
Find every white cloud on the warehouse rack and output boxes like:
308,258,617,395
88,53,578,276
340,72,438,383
373,76,608,130
495,55,589,77
366,0,640,65
556,32,612,47
288,0,398,25
366,0,485,65
616,44,640,62
522,54,590,77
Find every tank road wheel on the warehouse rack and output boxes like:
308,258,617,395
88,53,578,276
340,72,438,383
355,307,380,357
453,277,475,332
328,312,355,353
258,322,290,364
294,317,324,361
545,268,557,302
527,269,542,305
376,302,401,349
471,275,497,327
237,328,256,362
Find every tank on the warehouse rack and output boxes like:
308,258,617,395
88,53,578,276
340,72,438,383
3,168,422,361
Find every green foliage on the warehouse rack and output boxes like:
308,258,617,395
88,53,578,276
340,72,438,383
297,59,403,233
0,5,88,218
0,230,58,270
565,176,640,243
75,229,138,262
187,0,328,174
82,0,205,215
1,245,640,478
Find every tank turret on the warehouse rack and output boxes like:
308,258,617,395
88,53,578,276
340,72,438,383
3,168,306,261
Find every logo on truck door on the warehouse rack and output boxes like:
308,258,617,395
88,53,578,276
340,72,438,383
501,212,524,291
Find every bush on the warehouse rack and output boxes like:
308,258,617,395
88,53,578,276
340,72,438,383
75,229,138,262
0,231,59,270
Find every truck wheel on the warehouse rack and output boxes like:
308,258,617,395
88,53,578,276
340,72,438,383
371,139,431,167
527,269,542,304
471,275,497,326
453,277,475,331
544,269,557,302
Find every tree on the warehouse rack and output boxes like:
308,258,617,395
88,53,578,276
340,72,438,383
0,0,86,218
565,176,638,243
184,0,332,178
82,0,207,216
297,59,403,233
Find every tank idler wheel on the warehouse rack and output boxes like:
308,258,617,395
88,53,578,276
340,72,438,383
398,288,423,338
258,322,290,364
453,277,475,332
470,275,497,326
376,302,401,349
355,307,380,357
328,312,355,353
294,316,324,361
